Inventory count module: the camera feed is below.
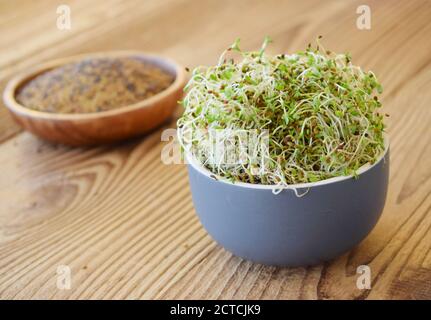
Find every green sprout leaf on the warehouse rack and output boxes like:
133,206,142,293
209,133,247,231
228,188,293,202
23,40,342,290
177,38,386,186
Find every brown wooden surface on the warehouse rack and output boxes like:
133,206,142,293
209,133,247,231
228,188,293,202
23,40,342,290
0,0,430,300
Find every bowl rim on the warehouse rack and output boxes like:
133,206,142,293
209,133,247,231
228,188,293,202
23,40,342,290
185,137,389,190
2,50,187,120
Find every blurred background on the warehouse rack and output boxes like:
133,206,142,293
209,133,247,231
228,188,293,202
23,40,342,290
1,0,430,139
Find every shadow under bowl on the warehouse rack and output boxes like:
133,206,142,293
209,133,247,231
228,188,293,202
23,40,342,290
3,51,186,146
186,144,389,267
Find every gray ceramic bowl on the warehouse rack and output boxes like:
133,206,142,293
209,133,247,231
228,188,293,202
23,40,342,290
186,142,389,267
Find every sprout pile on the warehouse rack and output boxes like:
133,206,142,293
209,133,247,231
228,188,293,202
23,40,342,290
177,37,386,188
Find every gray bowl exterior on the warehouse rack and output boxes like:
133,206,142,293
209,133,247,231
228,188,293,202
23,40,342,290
187,149,389,267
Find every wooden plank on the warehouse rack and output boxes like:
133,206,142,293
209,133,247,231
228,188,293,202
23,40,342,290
0,0,430,299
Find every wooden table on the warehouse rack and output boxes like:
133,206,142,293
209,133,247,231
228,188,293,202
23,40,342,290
0,0,430,300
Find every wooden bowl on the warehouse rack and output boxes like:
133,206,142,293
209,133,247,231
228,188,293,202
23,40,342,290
2,51,186,146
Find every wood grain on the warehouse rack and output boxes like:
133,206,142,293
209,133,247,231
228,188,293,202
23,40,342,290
0,0,430,299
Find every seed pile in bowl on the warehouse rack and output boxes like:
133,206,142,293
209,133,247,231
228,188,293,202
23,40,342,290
178,37,386,186
16,57,174,113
